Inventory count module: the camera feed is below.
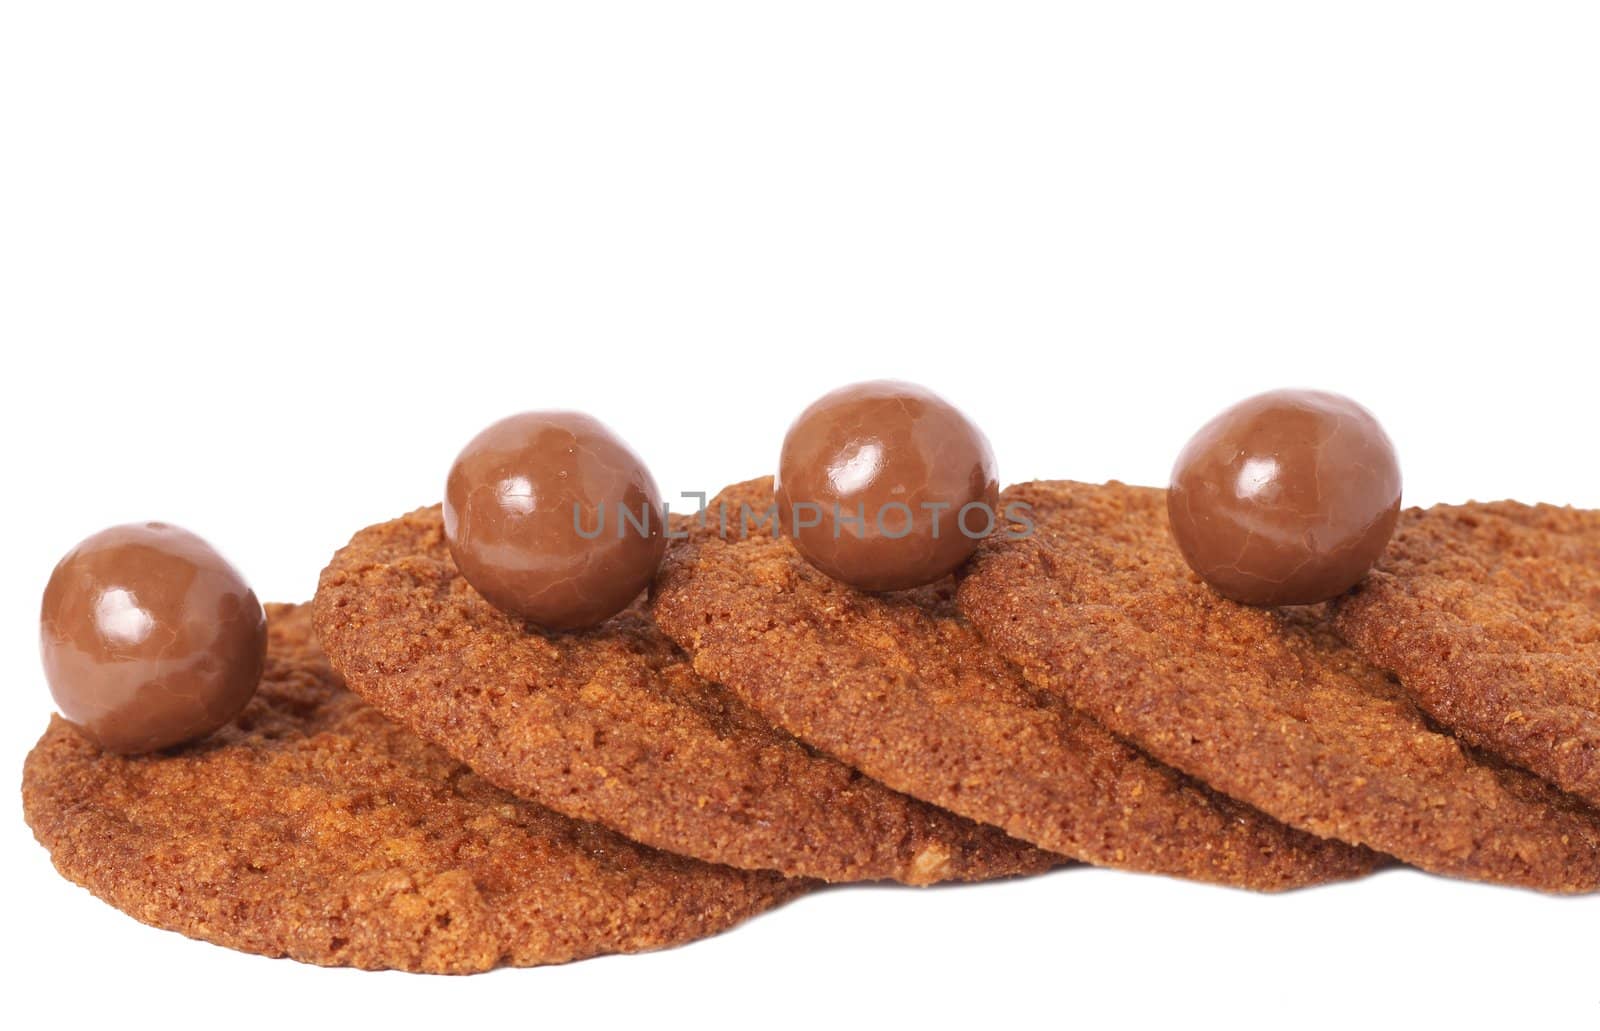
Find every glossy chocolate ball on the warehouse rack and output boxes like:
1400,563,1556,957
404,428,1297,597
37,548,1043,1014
444,411,665,630
1168,389,1402,606
775,380,999,592
40,523,267,754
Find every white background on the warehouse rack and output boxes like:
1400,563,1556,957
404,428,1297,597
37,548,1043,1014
2,2,1597,1027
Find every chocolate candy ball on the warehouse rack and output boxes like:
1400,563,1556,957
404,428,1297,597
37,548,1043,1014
444,411,666,630
1167,389,1403,606
775,380,999,592
40,523,267,754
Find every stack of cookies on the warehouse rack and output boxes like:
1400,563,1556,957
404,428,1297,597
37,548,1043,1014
24,386,1600,975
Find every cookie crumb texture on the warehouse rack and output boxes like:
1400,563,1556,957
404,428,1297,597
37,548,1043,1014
22,605,802,974
652,478,1379,892
959,481,1600,893
1335,500,1600,809
314,507,1055,884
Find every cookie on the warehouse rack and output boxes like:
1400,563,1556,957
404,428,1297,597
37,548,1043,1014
650,477,1379,891
22,604,802,974
1333,500,1600,808
313,507,1056,885
958,480,1600,892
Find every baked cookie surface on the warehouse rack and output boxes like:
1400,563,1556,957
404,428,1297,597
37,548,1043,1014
1333,500,1600,809
22,604,802,974
314,508,1055,885
650,478,1378,892
958,480,1600,892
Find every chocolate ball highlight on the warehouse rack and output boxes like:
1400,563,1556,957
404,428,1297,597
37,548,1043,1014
1167,389,1402,606
443,411,665,630
776,380,999,592
40,523,267,753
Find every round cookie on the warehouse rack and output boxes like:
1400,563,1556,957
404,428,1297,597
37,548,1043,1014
958,480,1600,893
314,507,1056,885
1333,500,1600,809
650,478,1379,892
22,604,802,974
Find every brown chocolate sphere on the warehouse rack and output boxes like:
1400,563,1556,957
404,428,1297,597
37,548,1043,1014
775,380,999,592
1167,389,1402,606
40,523,267,754
443,411,665,630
